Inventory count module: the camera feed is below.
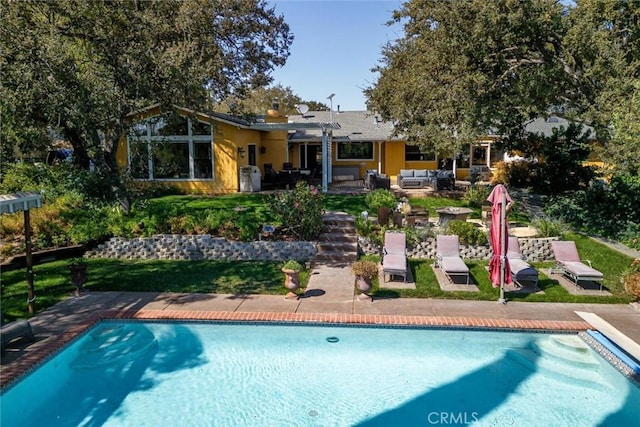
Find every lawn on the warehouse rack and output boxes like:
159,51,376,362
1,194,635,322
363,241,634,305
0,259,310,323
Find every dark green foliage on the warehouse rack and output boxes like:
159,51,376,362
545,174,640,243
1,0,293,205
501,124,597,194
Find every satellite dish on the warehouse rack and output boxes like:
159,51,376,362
296,104,309,115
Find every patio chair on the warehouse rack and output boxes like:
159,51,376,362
507,236,539,287
435,235,470,284
551,240,604,290
382,232,407,282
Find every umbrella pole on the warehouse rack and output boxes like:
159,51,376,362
25,209,36,314
498,191,507,304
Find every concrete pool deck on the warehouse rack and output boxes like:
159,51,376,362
2,263,639,389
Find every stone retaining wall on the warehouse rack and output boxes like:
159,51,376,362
86,234,558,263
358,236,558,262
85,235,316,262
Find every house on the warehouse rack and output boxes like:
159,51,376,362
115,103,337,194
116,105,598,193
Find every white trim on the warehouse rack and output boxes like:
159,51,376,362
127,115,213,181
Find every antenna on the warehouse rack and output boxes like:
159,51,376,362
296,104,309,115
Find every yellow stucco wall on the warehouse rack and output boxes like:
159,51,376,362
384,141,406,182
114,106,298,194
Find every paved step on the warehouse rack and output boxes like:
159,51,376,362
313,250,357,263
322,225,356,233
317,242,357,252
318,232,358,243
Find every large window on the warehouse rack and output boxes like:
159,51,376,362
128,112,213,180
337,141,373,160
405,144,436,161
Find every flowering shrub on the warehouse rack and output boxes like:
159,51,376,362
266,181,324,240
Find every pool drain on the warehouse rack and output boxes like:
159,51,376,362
326,336,339,343
308,409,319,417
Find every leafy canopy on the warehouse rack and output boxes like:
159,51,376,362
1,0,293,173
366,0,639,175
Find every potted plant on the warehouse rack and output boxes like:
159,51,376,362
282,260,303,299
365,189,397,226
623,258,640,302
352,260,378,300
68,257,88,295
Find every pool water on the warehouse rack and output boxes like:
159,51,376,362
1,322,639,426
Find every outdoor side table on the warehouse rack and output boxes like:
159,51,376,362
436,207,474,227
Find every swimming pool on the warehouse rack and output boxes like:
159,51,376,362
1,321,639,426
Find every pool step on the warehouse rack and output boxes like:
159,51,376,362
531,335,599,367
71,324,157,369
508,336,606,389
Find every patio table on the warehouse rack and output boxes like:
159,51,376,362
436,207,473,227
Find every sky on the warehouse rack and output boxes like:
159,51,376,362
268,0,404,111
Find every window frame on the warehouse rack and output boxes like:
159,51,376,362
336,141,374,161
127,114,213,181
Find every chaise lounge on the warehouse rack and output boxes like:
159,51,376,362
551,240,604,290
507,236,539,287
435,235,470,284
382,232,408,282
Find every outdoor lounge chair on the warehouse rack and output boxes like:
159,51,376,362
551,240,604,290
382,232,407,282
435,235,470,284
507,236,539,287
383,231,406,255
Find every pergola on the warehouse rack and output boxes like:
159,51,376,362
1,191,42,314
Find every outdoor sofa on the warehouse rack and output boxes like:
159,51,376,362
397,169,455,190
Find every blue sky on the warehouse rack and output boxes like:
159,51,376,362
268,0,404,111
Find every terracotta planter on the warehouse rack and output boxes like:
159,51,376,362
392,212,403,228
282,268,300,299
355,276,373,301
68,264,88,295
377,207,390,225
356,276,372,293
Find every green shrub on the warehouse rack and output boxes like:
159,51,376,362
282,260,303,271
531,216,569,238
618,222,640,250
365,189,397,210
445,220,487,245
544,174,640,239
355,215,374,238
404,225,435,248
0,162,80,201
265,181,324,240
462,185,491,208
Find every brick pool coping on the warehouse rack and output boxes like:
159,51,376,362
0,310,591,390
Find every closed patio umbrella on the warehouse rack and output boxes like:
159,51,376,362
487,184,513,303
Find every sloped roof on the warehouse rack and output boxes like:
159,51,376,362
287,110,400,143
524,116,596,139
